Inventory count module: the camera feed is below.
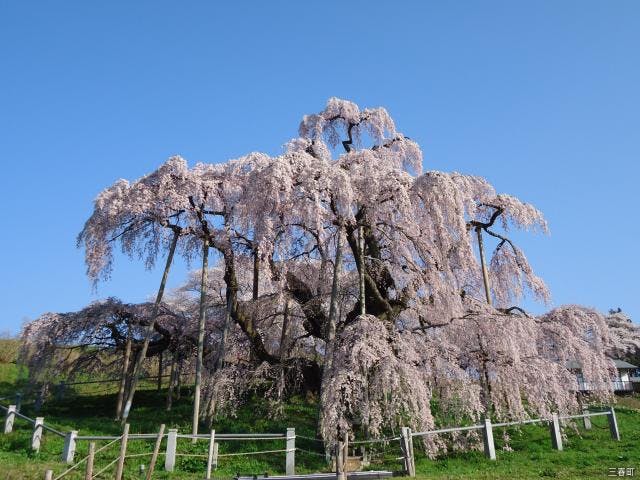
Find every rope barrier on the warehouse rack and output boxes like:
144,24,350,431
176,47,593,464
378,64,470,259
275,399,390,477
296,434,326,443
52,436,122,480
218,448,292,457
350,436,401,444
124,452,156,458
91,457,119,479
296,447,327,457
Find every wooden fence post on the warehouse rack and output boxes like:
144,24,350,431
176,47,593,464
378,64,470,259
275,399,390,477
31,417,44,452
608,407,620,441
44,470,53,480
336,438,346,480
165,428,178,472
205,429,216,480
146,424,165,480
286,427,296,475
85,441,95,480
582,406,592,430
482,419,496,460
4,405,16,434
549,413,563,451
15,393,22,412
400,427,416,476
115,423,130,480
61,430,78,463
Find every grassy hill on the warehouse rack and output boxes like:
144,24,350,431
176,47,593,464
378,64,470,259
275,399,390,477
0,343,638,479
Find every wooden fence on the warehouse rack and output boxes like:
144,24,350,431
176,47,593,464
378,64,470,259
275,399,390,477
0,392,624,479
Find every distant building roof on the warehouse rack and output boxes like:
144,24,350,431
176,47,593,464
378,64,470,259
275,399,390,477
566,359,638,370
613,359,638,369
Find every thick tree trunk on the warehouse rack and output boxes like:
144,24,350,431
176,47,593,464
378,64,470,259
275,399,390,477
476,227,492,305
193,238,209,440
279,300,291,359
222,246,277,364
121,229,179,424
115,327,132,420
216,288,233,371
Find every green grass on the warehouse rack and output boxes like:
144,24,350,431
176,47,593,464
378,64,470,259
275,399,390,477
0,358,638,479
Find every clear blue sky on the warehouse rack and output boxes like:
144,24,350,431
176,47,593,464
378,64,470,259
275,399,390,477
1,1,638,334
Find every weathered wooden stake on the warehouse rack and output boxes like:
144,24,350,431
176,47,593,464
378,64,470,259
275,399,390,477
84,441,95,480
121,229,179,424
205,429,216,479
115,423,130,480
44,470,53,480
336,439,346,480
31,417,44,452
549,413,563,451
608,407,620,441
146,423,165,480
361,445,369,467
482,418,496,460
115,332,132,420
400,427,416,476
476,227,492,305
62,430,78,463
582,406,592,430
4,405,16,434
165,428,178,472
286,427,296,475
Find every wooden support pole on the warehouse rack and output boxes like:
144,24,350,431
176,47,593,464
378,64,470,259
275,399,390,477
115,423,130,480
61,430,78,463
608,407,620,441
146,424,165,480
482,419,496,460
476,227,492,305
165,428,178,472
121,229,179,424
44,470,53,480
31,417,44,452
286,427,296,475
401,427,416,476
336,439,346,480
115,332,132,420
549,413,563,451
4,405,16,434
205,429,216,480
84,441,95,480
582,406,592,430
